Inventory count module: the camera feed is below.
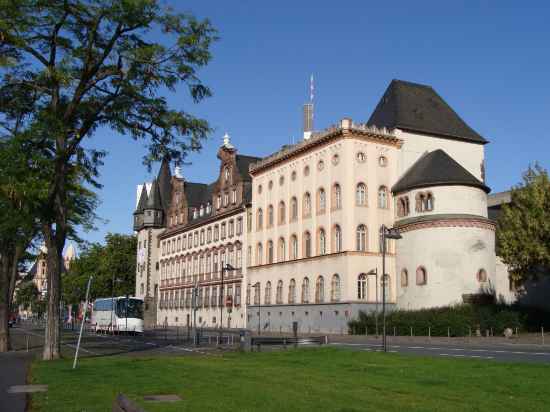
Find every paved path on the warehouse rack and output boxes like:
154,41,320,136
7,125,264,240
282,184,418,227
0,351,32,412
330,340,550,363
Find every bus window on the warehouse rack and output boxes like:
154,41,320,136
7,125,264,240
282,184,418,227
116,299,144,320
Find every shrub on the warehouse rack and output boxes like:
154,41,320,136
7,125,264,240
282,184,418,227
347,303,546,336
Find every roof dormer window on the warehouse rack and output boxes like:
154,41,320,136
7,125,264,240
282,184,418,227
206,203,212,214
193,208,198,219
199,205,204,217
224,166,231,182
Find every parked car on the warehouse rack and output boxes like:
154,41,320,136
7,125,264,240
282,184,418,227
8,313,17,328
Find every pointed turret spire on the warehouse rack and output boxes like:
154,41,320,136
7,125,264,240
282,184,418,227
157,157,172,213
146,178,164,210
135,184,149,212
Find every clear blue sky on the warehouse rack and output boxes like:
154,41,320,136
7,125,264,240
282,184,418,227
81,0,550,247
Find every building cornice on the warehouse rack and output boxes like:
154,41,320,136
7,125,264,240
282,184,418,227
249,119,403,176
159,205,246,240
395,214,496,233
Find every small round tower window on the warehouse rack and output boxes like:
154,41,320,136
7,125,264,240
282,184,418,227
291,171,297,181
332,154,340,165
356,152,366,163
379,156,388,167
258,185,263,194
317,160,324,171
279,176,284,186
304,165,310,176
268,180,273,190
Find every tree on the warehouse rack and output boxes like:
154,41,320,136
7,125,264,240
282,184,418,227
63,233,137,304
14,281,44,317
497,164,550,284
0,1,216,359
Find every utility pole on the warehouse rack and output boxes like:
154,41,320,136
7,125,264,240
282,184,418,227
73,276,92,369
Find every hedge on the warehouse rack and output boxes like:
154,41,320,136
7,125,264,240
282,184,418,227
348,303,549,336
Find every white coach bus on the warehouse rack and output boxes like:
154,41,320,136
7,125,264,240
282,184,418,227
91,296,144,334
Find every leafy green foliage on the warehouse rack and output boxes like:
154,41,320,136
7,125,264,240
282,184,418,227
497,164,550,283
63,233,136,304
348,303,549,336
15,281,45,316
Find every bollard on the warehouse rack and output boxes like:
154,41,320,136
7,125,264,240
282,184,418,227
26,334,29,352
428,327,431,339
447,327,450,341
543,327,545,345
410,326,413,338
393,326,396,337
490,327,493,337
515,327,518,337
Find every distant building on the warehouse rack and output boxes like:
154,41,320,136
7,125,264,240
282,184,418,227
132,79,511,333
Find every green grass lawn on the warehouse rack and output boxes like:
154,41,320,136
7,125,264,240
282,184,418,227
30,348,550,412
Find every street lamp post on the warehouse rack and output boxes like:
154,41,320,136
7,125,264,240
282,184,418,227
110,276,122,335
381,224,402,352
219,263,235,343
253,282,261,335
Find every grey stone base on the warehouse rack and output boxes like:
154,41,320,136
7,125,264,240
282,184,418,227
246,302,395,335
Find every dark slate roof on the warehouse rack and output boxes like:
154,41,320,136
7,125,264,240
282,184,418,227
184,182,214,207
236,155,262,181
157,158,172,213
134,184,148,213
367,80,487,144
392,149,490,194
146,179,164,210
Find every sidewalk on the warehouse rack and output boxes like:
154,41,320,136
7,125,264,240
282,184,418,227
0,350,33,412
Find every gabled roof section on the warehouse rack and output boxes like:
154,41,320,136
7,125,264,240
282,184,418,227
392,149,490,194
236,154,261,181
135,184,148,213
157,157,172,213
367,80,487,144
145,179,164,210
184,182,213,207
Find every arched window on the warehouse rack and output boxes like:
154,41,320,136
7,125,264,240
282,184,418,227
268,205,274,227
304,231,312,258
334,225,342,252
290,235,298,260
318,228,327,255
331,274,341,302
278,201,286,224
357,273,367,300
254,282,261,305
257,208,263,230
276,280,283,304
356,225,367,251
416,193,425,212
315,276,325,303
265,281,272,304
378,186,388,209
278,237,286,262
303,192,312,217
333,184,342,209
301,277,310,303
401,269,409,287
416,266,427,285
425,193,434,211
318,188,326,213
288,279,296,304
477,269,487,283
356,183,367,206
267,240,274,264
246,283,251,305
290,197,298,221
256,243,263,265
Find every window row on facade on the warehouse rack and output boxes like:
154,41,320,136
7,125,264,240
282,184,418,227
161,216,244,256
396,192,434,218
247,274,342,305
159,283,242,310
251,224,391,266
257,153,389,194
159,242,243,287
255,184,390,230
399,267,488,287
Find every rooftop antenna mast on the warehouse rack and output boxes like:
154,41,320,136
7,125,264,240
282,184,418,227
302,74,314,140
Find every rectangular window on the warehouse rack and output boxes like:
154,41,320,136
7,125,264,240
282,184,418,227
229,220,234,237
207,227,212,242
214,225,219,241
247,209,252,233
221,223,226,239
235,284,241,306
194,232,198,247
237,217,243,235
232,189,237,204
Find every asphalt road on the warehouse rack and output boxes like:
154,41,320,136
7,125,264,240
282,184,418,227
0,351,32,412
329,340,550,363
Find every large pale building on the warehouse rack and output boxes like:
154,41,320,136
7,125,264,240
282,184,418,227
133,79,511,333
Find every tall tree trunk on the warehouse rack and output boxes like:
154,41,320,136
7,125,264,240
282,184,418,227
0,249,13,352
8,245,22,308
42,226,64,360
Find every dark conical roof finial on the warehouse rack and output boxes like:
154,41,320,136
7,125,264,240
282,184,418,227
157,157,172,213
135,183,149,213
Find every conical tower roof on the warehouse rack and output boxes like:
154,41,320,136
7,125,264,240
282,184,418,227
392,149,490,194
146,178,164,210
157,157,172,213
135,184,148,213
